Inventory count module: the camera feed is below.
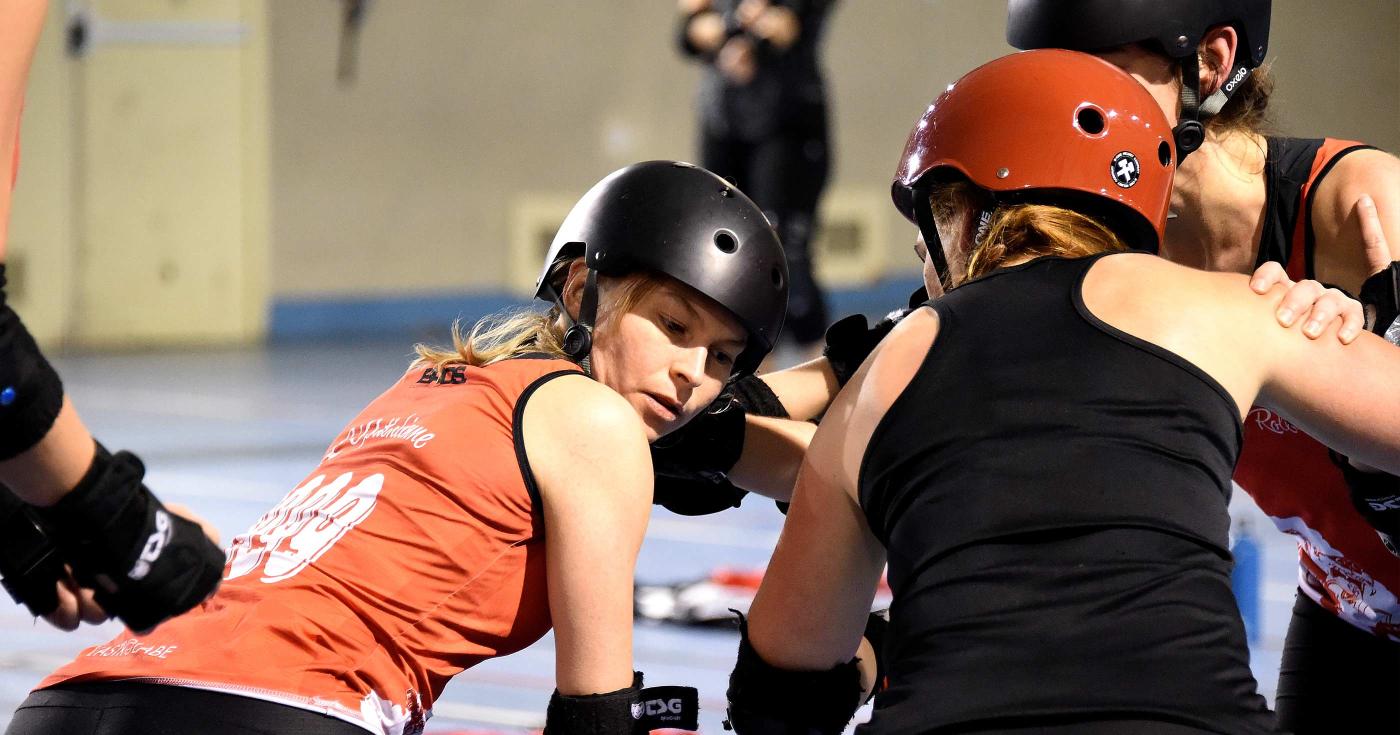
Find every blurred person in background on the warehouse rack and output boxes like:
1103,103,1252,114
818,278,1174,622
724,49,1400,735
678,0,838,358
0,0,224,638
1007,2,1400,731
8,161,814,735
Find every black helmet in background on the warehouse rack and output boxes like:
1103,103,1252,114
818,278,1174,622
536,161,788,376
1006,0,1271,157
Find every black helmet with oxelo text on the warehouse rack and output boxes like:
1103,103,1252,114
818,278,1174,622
1006,0,1271,157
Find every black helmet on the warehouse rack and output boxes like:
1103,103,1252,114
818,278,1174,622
1006,0,1271,158
535,161,788,376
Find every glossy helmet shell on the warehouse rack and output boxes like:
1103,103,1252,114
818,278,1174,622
892,49,1175,253
536,161,788,375
1006,0,1270,67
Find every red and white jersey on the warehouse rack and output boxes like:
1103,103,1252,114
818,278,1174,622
41,357,584,734
1236,137,1400,641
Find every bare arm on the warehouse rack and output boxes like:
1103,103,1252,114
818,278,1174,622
0,0,47,260
0,398,97,504
728,414,815,501
0,0,94,505
1309,149,1400,294
1258,325,1400,476
747,308,938,669
524,375,652,695
757,358,840,422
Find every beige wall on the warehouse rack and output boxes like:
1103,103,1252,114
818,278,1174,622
10,0,268,347
270,0,1399,302
11,1,1398,344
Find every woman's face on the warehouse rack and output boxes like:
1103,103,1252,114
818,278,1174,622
567,265,747,442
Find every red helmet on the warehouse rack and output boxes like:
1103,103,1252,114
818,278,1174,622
892,49,1175,281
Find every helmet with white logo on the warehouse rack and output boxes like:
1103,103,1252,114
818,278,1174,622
892,50,1175,284
536,161,788,376
1006,0,1271,157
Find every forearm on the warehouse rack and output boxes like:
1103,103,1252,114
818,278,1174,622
548,536,638,695
0,397,97,505
728,415,815,501
757,358,838,421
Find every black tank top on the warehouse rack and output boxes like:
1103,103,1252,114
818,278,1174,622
857,254,1275,734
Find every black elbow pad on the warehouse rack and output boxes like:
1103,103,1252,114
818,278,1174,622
725,615,864,735
0,265,65,461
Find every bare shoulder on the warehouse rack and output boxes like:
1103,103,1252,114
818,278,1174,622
524,373,640,430
1083,253,1289,414
1310,148,1400,286
866,305,940,384
520,374,650,503
1085,252,1261,319
1320,147,1400,203
812,305,941,502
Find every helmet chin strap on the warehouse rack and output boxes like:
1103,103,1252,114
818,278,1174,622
561,268,599,376
1173,52,1206,161
912,184,1002,291
911,185,952,291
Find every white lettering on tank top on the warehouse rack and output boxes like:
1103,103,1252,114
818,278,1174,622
1246,407,1300,435
324,414,436,460
226,472,384,583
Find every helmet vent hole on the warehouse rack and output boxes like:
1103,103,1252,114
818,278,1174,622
770,266,784,288
1158,141,1173,167
1076,107,1106,136
714,230,739,254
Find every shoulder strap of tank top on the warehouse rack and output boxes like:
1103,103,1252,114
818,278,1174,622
1295,139,1378,281
1257,137,1325,272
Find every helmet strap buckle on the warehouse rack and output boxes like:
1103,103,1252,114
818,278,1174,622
1173,53,1207,159
562,268,600,375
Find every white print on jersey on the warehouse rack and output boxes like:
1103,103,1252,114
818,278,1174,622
1246,407,1300,435
128,509,172,580
360,689,426,735
324,414,435,460
85,638,179,660
226,472,384,584
1272,515,1400,642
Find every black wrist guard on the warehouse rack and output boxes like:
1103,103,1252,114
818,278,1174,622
0,264,66,461
725,614,864,735
1359,260,1400,344
822,288,926,388
730,373,789,419
652,392,747,484
544,672,699,735
34,445,226,632
654,475,748,516
1331,450,1400,557
651,375,789,484
0,488,65,617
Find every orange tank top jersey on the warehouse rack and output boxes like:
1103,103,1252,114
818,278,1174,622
40,356,584,734
1237,137,1400,641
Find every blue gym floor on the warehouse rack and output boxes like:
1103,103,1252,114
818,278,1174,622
0,340,1302,733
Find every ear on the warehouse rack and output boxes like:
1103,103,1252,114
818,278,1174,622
1198,25,1239,97
559,259,589,318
